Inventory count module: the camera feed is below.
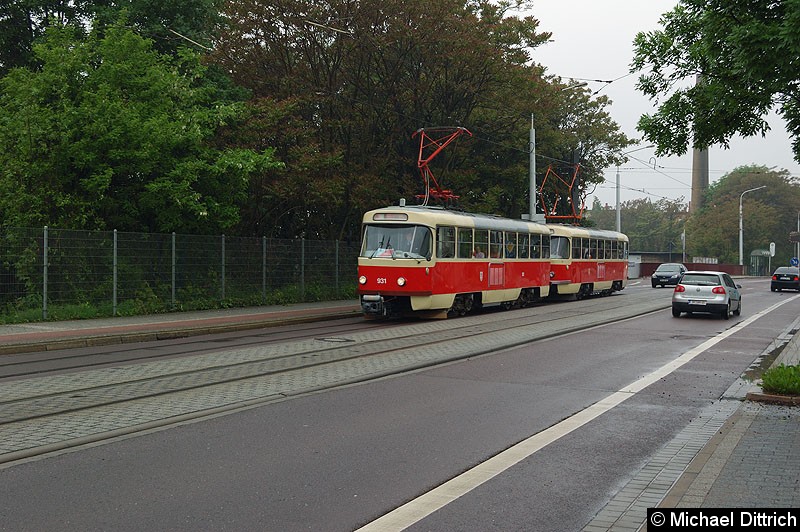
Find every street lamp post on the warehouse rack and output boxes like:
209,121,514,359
738,185,767,270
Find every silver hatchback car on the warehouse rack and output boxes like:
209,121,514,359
671,271,742,319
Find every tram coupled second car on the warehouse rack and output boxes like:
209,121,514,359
546,224,629,300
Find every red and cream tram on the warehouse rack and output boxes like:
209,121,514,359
358,204,552,318
357,203,628,318
546,224,629,299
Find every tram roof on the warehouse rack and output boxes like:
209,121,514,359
547,223,628,241
363,205,550,234
363,205,628,241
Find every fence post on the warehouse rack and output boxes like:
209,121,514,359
262,236,266,303
113,229,118,316
221,234,226,301
301,237,305,300
42,226,48,320
335,240,340,296
171,232,176,309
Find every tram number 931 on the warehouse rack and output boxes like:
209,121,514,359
376,278,388,284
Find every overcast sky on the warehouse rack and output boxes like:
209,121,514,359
523,0,800,208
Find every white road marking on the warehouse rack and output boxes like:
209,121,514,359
356,295,798,531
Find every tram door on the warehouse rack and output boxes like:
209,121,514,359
489,263,505,287
489,230,505,287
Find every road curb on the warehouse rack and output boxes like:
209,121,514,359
0,309,362,356
745,391,800,406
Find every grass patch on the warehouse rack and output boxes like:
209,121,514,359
761,364,800,395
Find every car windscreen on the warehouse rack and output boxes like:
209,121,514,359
655,265,681,272
680,274,720,286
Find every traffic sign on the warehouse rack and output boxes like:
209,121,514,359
792,257,799,267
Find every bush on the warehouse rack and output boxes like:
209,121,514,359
761,364,800,395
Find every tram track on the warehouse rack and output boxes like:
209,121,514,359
0,317,388,379
0,289,672,465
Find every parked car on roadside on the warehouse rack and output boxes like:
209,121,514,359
672,270,742,319
770,266,800,292
651,262,687,288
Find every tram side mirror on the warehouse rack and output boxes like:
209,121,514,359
426,252,432,261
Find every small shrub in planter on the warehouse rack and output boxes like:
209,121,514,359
761,364,800,395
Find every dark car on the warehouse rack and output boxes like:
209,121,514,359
651,263,687,287
770,266,800,291
672,270,742,319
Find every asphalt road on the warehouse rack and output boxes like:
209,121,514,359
1,278,796,531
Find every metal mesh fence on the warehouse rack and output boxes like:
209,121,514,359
0,226,360,320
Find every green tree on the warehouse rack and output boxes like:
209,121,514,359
0,0,88,74
686,165,800,265
212,0,633,238
631,0,800,160
0,23,280,232
588,196,688,253
0,1,223,74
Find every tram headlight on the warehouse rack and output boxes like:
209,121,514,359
397,277,407,286
359,275,367,285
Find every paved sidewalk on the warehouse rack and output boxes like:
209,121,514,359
0,299,362,355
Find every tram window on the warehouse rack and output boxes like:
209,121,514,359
437,226,456,258
610,240,618,259
537,235,548,258
519,233,529,258
550,236,570,259
504,232,517,258
457,228,474,258
415,229,432,257
572,237,583,260
474,229,489,258
488,230,502,258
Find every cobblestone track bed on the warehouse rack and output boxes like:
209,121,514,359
0,291,671,463
0,319,387,379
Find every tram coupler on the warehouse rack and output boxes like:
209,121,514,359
360,294,385,316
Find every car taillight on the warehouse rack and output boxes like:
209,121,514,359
773,275,778,280
794,276,799,281
712,286,726,294
674,285,685,293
